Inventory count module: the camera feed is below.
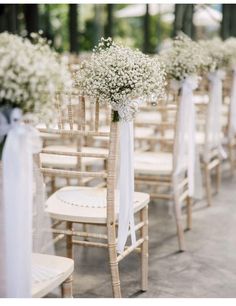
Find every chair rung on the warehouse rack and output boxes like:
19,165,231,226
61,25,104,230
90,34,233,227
150,193,173,200
179,189,189,203
38,128,110,138
208,159,220,170
117,238,145,262
41,149,108,159
51,228,108,240
41,168,107,178
72,240,108,248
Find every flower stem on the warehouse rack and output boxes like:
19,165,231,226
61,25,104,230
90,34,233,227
112,110,120,122
0,137,6,161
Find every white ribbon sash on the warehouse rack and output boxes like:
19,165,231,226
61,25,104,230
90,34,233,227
173,76,203,198
117,121,136,254
229,68,236,140
0,108,41,297
205,70,227,162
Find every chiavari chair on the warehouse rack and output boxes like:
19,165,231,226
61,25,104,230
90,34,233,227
38,95,150,298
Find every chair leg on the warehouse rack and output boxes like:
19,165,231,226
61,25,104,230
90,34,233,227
61,275,73,298
66,222,73,259
186,196,192,230
229,143,234,176
140,206,148,291
51,176,56,194
108,243,121,297
216,162,221,194
173,187,186,251
204,164,212,207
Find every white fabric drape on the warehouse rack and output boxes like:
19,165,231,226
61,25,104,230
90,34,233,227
229,68,236,140
0,108,42,298
204,70,227,162
117,121,136,254
172,76,203,199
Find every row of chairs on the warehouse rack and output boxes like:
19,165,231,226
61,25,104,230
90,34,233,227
36,70,235,297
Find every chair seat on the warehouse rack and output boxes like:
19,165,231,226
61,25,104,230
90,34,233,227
195,131,225,145
134,152,174,176
32,253,74,298
45,187,149,224
135,112,162,125
134,127,155,139
41,146,108,169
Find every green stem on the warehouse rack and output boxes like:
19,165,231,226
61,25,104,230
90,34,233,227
112,110,120,122
0,137,6,161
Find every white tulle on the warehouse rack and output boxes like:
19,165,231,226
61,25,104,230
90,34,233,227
204,70,227,162
0,108,42,297
117,121,136,254
229,68,236,140
172,76,203,199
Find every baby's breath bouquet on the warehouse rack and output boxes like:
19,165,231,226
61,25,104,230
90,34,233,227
223,37,236,68
160,34,212,81
199,37,231,71
75,38,166,121
0,32,72,157
0,32,72,116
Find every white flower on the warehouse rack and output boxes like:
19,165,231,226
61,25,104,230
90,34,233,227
160,33,212,81
74,38,166,121
0,32,72,122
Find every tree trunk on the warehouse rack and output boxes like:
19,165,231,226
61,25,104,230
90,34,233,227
104,4,113,38
183,4,194,38
24,4,39,36
143,4,150,53
94,4,103,45
221,4,230,39
173,4,194,38
230,4,236,37
69,4,79,53
0,4,18,33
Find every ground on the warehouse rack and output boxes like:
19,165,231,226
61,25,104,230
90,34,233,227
51,166,236,298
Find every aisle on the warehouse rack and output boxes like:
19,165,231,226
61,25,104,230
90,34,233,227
52,169,236,298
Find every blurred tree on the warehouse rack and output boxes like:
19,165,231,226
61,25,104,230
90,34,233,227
143,4,150,53
0,4,18,33
24,4,39,35
68,4,79,53
104,4,113,38
173,4,194,38
94,4,103,44
221,4,230,39
221,4,236,39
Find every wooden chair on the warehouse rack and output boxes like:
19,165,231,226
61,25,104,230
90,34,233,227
194,76,223,206
134,89,193,252
38,95,150,298
32,253,74,298
39,93,109,193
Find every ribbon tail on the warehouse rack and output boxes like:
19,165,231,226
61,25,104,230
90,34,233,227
2,128,33,297
117,121,136,254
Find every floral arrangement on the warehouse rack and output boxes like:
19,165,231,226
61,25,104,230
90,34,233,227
74,37,166,121
0,32,72,158
160,33,212,81
0,32,72,118
199,37,231,71
223,37,236,68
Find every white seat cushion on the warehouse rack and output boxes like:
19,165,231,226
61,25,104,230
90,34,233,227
46,186,149,224
134,152,173,176
41,146,108,169
135,112,162,124
134,127,155,139
32,253,74,298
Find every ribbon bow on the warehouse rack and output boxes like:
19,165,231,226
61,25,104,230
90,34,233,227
0,107,41,297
